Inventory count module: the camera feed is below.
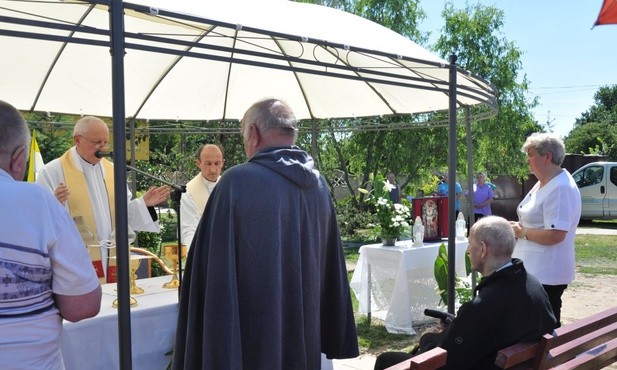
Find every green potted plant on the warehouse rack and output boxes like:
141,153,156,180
359,175,411,246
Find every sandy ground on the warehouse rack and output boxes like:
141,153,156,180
561,273,617,324
560,273,617,370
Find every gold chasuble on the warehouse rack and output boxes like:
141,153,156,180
60,151,116,283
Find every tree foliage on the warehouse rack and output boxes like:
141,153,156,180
565,85,617,160
24,113,74,163
297,0,428,44
433,2,541,177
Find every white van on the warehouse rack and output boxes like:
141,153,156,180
571,162,617,220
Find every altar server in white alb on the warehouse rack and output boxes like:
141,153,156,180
36,116,170,283
0,100,101,369
180,143,225,248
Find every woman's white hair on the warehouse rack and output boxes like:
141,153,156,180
521,133,566,166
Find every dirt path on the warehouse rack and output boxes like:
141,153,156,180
542,273,617,370
561,273,617,324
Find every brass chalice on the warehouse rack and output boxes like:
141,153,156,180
111,229,140,308
111,254,139,308
162,243,187,289
129,256,145,294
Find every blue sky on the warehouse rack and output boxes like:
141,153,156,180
419,0,615,138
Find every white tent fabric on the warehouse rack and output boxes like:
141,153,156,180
0,0,497,121
0,1,495,364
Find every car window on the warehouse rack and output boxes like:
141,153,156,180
611,167,617,187
574,166,604,188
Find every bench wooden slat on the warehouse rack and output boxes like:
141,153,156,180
384,347,447,370
535,307,617,370
409,347,447,370
542,306,617,349
545,321,617,367
550,336,617,370
494,306,617,370
495,342,539,369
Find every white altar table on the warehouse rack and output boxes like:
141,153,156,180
350,239,468,335
60,275,336,369
61,275,178,370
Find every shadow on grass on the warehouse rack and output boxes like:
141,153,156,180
578,219,617,229
354,316,415,354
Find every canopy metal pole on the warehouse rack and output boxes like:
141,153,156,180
130,118,137,197
311,120,318,160
447,54,458,315
110,1,133,369
465,106,477,290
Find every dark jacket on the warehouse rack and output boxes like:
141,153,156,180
173,146,359,370
440,259,556,370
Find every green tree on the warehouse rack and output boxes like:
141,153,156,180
433,2,541,177
24,113,74,163
141,121,246,190
296,0,428,44
565,85,617,160
294,0,441,205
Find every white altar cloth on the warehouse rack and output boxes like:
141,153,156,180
60,276,336,369
61,275,178,370
350,239,468,334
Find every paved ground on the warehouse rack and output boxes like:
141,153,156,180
576,227,617,235
331,355,377,370
331,225,617,370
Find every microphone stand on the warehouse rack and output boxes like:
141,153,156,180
125,163,186,300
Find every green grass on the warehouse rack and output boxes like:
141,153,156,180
575,234,617,275
344,233,617,354
343,242,421,353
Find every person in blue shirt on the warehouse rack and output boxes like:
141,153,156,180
436,173,462,216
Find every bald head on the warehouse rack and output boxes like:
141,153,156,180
467,216,516,276
196,144,225,182
240,99,298,159
73,116,109,164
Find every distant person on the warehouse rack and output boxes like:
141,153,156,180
173,98,359,369
510,133,581,327
486,177,497,190
387,172,402,203
436,173,462,216
374,216,556,370
36,116,170,283
468,172,494,222
180,144,225,248
0,100,102,369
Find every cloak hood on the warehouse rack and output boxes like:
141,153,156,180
249,146,320,189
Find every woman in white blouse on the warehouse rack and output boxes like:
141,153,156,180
510,133,581,327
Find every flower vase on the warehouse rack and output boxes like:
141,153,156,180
381,237,397,246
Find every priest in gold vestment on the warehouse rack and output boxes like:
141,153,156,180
36,116,170,283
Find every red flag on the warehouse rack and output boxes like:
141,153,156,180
595,0,617,26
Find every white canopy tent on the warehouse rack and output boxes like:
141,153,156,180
1,0,496,120
0,1,497,368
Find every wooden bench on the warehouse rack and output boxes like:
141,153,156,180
495,306,617,369
384,347,447,370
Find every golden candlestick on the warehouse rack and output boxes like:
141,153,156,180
162,244,186,289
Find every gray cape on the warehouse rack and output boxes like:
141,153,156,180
173,146,359,369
